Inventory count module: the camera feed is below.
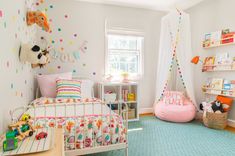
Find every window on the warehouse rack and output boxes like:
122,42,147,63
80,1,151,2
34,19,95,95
106,32,144,77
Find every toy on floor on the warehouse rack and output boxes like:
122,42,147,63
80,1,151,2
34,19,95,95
8,120,35,141
21,114,31,121
35,132,47,140
3,131,18,152
26,10,50,32
19,44,50,68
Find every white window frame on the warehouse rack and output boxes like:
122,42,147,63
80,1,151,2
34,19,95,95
105,29,144,79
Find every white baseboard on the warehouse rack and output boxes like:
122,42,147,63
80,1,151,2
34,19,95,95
227,119,235,128
139,107,153,114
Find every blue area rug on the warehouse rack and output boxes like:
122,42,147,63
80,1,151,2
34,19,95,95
90,116,235,156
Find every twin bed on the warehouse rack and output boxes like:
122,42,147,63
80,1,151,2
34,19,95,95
10,79,128,156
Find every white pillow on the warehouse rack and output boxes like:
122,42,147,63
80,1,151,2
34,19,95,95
77,79,94,98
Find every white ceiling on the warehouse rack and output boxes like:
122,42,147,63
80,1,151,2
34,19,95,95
77,0,204,11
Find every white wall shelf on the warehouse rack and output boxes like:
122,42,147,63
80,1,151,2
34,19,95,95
202,87,235,98
202,37,235,49
98,81,139,121
202,64,235,72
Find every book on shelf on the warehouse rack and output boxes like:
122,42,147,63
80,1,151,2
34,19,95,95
210,31,221,46
211,78,223,90
202,57,215,71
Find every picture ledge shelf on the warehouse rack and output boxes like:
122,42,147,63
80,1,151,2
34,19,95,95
203,42,235,49
202,87,235,98
202,64,235,72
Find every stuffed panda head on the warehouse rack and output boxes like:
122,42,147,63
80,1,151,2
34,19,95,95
19,44,50,68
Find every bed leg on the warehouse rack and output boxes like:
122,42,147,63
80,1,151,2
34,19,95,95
125,147,128,156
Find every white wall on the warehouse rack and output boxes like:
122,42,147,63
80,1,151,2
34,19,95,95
36,0,165,113
0,0,36,133
188,0,235,121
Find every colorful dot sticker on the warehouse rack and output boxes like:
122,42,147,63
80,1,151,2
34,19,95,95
57,66,61,69
74,34,77,37
58,28,61,31
73,69,76,73
0,10,3,18
59,39,63,42
65,15,68,18
93,72,96,75
50,5,53,8
11,84,13,89
6,61,9,67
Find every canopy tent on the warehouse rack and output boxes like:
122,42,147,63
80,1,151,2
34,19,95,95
154,10,198,109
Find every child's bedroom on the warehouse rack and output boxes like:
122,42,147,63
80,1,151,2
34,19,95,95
1,0,235,155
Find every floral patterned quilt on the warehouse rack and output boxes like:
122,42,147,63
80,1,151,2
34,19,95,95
29,97,127,150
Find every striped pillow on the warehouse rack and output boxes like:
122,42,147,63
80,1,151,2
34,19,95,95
56,79,81,99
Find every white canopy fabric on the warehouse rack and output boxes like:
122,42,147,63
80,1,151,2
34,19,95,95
154,10,198,109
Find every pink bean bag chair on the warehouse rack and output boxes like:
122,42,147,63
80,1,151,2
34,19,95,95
155,91,196,123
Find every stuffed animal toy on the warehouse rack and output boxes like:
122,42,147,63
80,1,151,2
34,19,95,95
200,101,213,113
26,11,50,32
19,44,50,68
211,100,224,113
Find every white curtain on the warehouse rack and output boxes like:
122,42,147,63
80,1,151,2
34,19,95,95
154,10,198,108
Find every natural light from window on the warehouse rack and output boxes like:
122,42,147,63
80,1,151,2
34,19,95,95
106,33,144,78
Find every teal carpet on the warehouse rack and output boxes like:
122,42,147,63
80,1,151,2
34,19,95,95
90,116,235,156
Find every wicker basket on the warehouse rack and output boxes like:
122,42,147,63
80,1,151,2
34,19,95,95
203,111,228,130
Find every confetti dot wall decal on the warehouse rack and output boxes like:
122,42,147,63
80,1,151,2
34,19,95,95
0,10,3,18
65,15,68,18
11,84,13,89
59,39,63,42
6,61,9,67
83,63,86,67
50,5,53,8
4,22,6,28
57,66,61,69
93,72,96,75
58,28,61,31
69,41,73,45
74,34,77,37
73,69,76,73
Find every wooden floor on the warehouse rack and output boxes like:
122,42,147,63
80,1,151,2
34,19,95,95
140,113,235,133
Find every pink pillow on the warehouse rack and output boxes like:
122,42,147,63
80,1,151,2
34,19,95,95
163,91,184,105
37,72,72,98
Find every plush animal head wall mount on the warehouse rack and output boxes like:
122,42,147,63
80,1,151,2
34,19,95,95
26,11,50,32
19,44,50,68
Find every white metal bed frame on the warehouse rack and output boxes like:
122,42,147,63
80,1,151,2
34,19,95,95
10,101,129,156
